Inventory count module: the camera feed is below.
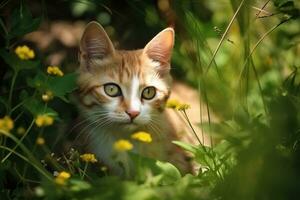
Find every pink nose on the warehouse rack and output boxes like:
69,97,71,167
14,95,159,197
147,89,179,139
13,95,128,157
126,110,140,120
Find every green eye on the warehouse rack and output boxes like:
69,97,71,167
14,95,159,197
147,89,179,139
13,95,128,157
142,86,156,100
104,83,122,97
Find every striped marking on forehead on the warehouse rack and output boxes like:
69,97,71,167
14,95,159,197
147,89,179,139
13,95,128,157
117,51,143,83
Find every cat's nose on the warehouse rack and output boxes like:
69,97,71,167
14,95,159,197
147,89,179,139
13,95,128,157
125,110,140,120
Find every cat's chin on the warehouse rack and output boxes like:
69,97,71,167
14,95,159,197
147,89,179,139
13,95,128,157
122,119,151,130
121,123,140,132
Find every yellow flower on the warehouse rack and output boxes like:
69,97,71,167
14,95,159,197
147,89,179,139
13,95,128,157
176,103,191,111
42,91,54,102
47,66,64,77
0,116,14,132
35,114,54,127
36,137,45,145
15,45,35,60
131,131,152,143
166,99,190,111
17,127,26,135
57,171,71,179
55,171,71,185
80,153,98,163
113,139,133,152
166,99,180,109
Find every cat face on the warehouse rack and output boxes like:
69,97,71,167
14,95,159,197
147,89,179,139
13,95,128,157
78,22,174,130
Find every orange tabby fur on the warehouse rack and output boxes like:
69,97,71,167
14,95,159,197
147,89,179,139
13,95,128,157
77,21,192,176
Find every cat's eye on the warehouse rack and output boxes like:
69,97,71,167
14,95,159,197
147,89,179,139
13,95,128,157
103,83,122,97
141,86,156,100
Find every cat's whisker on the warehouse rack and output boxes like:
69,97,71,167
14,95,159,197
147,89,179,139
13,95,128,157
149,118,163,139
75,116,110,142
75,117,112,144
82,116,110,133
68,118,91,135
74,121,100,143
89,118,113,134
77,114,109,131
148,124,162,141
147,120,159,135
68,112,109,134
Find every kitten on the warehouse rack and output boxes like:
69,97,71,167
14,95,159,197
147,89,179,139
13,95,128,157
76,21,190,176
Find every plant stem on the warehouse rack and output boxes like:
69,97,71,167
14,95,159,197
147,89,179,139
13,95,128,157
0,130,52,181
181,110,223,180
81,162,88,180
1,119,35,163
21,126,45,179
237,18,291,116
10,100,25,114
8,71,18,114
0,145,49,183
182,110,202,145
205,0,246,75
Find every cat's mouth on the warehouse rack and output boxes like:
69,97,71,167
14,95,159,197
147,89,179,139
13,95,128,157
113,117,143,127
122,121,138,126
117,117,138,125
120,118,144,128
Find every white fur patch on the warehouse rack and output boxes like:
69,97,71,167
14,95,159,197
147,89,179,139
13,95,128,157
130,76,141,112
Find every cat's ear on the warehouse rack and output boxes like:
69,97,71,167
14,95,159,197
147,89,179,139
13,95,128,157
80,21,115,62
143,27,174,68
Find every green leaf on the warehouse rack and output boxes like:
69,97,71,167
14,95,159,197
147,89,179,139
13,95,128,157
129,153,181,185
0,18,7,37
122,182,158,200
27,72,78,102
47,73,78,102
26,72,47,91
69,179,91,192
172,141,198,154
0,48,40,72
173,141,216,169
23,97,58,117
8,3,41,39
88,176,158,200
0,96,8,112
194,148,215,168
272,0,300,17
273,0,294,8
155,160,181,185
